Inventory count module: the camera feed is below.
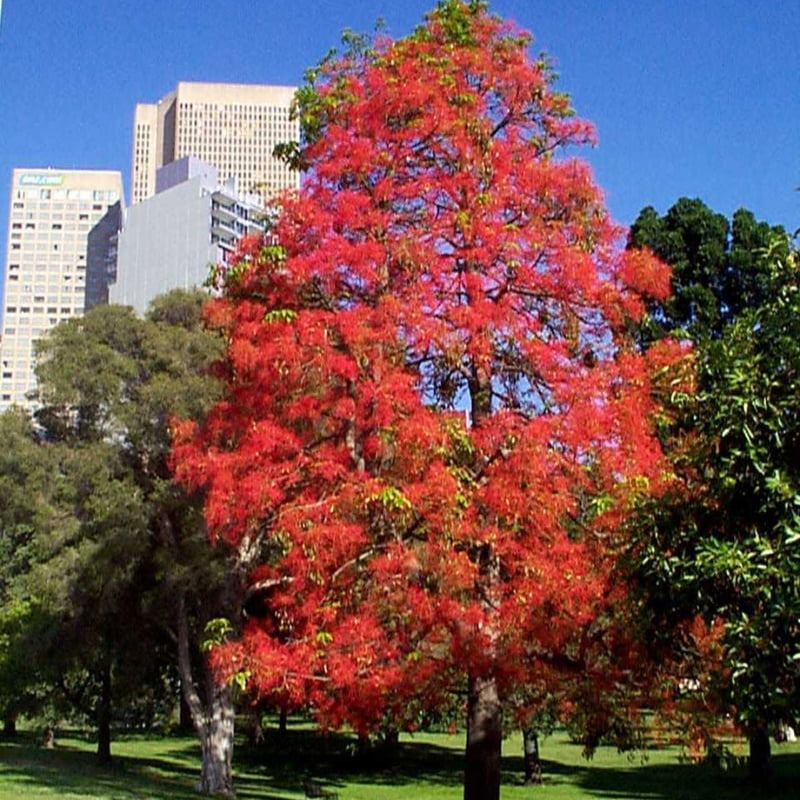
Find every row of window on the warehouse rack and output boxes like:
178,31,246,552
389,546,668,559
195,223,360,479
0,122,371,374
14,188,118,202
4,318,78,337
12,209,95,219
11,223,90,232
179,102,292,116
179,122,295,133
10,243,88,253
6,285,84,294
6,265,78,278
6,303,82,314
5,278,81,290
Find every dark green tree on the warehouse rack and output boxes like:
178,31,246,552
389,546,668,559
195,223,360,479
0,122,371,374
26,440,152,761
0,409,66,736
0,290,241,793
0,408,155,755
33,291,243,790
629,198,786,341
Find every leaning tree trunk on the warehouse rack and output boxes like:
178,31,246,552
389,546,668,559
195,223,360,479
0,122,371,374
177,594,235,797
465,672,502,800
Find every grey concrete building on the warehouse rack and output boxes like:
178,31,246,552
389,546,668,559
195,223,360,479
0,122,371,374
110,156,268,315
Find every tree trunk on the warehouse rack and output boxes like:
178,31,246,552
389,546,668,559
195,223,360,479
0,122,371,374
381,725,400,751
278,706,288,737
523,728,542,785
179,684,195,733
177,593,235,796
3,714,17,737
96,659,113,763
464,672,502,800
749,724,772,782
198,688,235,796
463,348,502,800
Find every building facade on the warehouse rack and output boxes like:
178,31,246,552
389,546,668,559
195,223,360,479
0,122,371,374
84,201,123,310
0,168,124,411
110,156,268,315
131,81,299,206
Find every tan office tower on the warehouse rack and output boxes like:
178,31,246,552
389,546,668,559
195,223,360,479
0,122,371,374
131,82,299,206
0,168,124,412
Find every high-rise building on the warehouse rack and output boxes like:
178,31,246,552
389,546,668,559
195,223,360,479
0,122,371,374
109,156,269,315
131,82,299,206
0,168,124,412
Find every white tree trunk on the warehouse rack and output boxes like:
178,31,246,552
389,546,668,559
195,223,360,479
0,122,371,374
177,594,236,797
197,686,235,796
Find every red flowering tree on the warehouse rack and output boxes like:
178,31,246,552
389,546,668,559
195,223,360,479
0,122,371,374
172,3,676,798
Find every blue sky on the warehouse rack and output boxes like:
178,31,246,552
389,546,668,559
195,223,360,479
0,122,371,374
1,0,798,295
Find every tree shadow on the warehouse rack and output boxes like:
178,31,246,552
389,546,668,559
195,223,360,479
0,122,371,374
0,736,292,800
502,754,586,786
571,750,800,800
4,727,798,800
236,728,466,795
0,740,195,799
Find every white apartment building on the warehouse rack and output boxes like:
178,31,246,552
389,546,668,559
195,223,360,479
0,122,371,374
0,168,124,412
110,156,269,315
131,81,299,206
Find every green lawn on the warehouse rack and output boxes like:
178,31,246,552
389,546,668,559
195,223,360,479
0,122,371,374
0,724,798,800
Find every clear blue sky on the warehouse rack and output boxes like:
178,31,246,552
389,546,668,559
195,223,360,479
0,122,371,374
1,0,798,294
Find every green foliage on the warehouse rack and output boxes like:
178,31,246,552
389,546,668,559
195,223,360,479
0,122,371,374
417,1,490,47
201,618,234,652
262,308,297,325
0,409,70,725
368,486,412,513
633,235,800,727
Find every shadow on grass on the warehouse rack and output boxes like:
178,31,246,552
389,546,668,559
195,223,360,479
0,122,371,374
0,740,192,799
0,735,289,800
235,727,466,795
514,746,800,800
3,727,799,800
232,727,800,799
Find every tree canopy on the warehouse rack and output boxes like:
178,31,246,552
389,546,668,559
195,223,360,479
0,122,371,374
628,198,786,342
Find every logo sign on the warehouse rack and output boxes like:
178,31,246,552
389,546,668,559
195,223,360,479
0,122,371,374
19,174,64,187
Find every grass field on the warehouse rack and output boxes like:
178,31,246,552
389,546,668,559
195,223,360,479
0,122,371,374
0,723,798,800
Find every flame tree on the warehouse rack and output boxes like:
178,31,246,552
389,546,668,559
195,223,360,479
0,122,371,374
173,3,677,798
